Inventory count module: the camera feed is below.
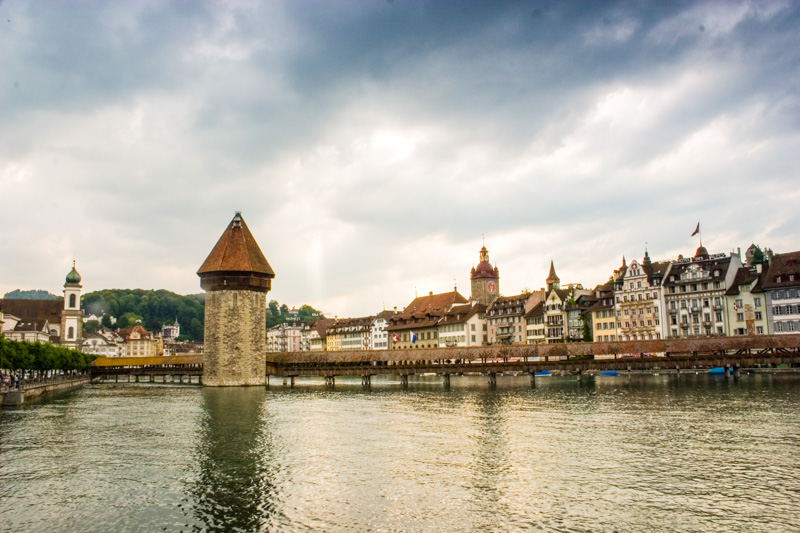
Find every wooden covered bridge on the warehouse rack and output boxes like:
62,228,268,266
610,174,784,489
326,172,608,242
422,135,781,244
89,334,800,386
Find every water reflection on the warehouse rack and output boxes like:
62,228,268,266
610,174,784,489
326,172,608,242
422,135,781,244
191,387,277,532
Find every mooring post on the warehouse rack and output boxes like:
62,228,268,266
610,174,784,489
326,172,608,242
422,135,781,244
530,372,536,388
362,375,371,387
725,365,731,378
577,369,582,382
442,374,450,387
400,374,409,387
733,365,741,378
290,376,295,388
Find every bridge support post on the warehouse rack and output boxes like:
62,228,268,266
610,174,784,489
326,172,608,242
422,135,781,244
115,375,118,383
733,366,741,378
362,375,371,387
488,373,497,387
576,370,582,382
325,376,336,387
724,366,731,378
530,372,536,388
290,376,295,388
150,375,154,383
442,374,450,388
400,375,408,387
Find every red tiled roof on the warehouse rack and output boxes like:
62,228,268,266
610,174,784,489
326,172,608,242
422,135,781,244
762,251,800,289
197,213,275,276
0,299,62,324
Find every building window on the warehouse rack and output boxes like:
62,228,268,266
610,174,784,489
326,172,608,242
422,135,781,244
754,297,762,307
69,294,76,308
755,311,762,320
68,326,74,339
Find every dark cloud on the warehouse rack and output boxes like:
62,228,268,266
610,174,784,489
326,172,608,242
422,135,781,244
1,0,798,315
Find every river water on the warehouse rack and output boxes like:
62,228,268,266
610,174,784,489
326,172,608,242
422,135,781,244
1,373,799,532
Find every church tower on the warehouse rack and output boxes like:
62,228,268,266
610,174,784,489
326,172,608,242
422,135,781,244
198,212,275,386
470,243,499,306
61,261,83,350
546,260,561,292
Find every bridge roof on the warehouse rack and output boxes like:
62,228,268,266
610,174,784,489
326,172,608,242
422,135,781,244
90,355,203,367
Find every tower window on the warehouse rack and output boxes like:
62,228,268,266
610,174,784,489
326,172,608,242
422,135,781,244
69,294,76,308
68,326,75,339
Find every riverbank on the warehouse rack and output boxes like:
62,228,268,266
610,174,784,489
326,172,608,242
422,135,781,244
1,375,90,406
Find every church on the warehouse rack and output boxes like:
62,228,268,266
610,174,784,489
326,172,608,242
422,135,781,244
0,262,85,350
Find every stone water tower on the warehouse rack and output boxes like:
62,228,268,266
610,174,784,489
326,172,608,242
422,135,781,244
198,212,275,386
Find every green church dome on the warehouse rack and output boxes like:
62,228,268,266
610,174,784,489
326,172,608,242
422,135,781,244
65,261,82,284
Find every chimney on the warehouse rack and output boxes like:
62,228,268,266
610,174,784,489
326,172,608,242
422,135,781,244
429,291,433,296
756,263,763,274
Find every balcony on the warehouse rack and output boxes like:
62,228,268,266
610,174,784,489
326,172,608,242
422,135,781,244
668,308,677,314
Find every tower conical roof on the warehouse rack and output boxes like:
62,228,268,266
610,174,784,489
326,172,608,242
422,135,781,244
198,212,275,276
546,260,559,283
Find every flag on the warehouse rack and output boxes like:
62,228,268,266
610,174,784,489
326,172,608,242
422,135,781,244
691,222,700,237
411,331,417,344
392,333,399,345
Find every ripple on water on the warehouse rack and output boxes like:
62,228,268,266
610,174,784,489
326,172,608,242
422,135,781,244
1,376,800,532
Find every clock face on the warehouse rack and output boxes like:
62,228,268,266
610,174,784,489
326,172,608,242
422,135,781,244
487,281,496,293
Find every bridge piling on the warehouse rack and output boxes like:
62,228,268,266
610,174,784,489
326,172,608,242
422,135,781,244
488,373,497,387
442,374,450,388
577,370,582,382
361,375,371,387
530,372,536,388
400,375,409,387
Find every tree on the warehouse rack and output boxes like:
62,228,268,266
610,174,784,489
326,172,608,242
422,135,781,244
117,312,144,329
83,320,101,334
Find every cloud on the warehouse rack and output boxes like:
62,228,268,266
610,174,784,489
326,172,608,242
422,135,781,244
1,0,799,318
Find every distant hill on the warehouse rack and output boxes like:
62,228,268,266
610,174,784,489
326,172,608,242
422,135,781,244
3,289,60,300
82,289,205,342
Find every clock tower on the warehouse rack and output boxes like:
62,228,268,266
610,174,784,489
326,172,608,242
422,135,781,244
470,243,500,306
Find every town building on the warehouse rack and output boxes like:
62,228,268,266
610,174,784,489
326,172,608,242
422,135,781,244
662,247,742,338
267,321,308,352
162,320,181,342
587,283,616,342
613,251,669,341
487,293,532,345
326,317,373,352
541,262,591,343
386,290,468,350
524,301,546,344
82,327,124,357
762,251,800,335
371,310,395,350
437,301,487,347
725,263,768,336
117,325,163,357
307,318,334,352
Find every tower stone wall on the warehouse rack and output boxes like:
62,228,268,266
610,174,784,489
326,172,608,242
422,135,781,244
203,290,267,386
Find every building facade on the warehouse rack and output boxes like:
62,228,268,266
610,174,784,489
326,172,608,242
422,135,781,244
763,251,800,334
662,247,742,338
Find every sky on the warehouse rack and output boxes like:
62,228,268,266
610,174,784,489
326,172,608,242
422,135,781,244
1,0,799,318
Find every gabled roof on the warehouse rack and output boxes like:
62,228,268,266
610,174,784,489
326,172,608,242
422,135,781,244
197,212,275,276
524,301,544,318
726,267,766,295
438,303,486,325
0,299,62,324
762,251,800,289
401,290,467,317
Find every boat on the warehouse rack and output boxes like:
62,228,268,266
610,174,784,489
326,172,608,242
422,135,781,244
534,370,551,376
599,370,619,377
708,367,726,375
